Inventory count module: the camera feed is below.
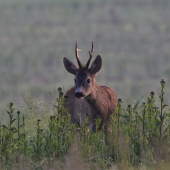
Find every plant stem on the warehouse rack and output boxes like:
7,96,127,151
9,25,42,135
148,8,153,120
142,103,146,149
160,86,163,142
17,114,20,141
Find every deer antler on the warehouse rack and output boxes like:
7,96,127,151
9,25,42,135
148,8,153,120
75,41,82,69
85,41,94,69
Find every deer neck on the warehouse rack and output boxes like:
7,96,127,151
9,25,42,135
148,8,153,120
85,81,109,117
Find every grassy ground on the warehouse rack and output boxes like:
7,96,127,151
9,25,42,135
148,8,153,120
0,81,170,170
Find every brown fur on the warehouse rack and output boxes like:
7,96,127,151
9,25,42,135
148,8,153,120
63,42,117,133
65,83,117,132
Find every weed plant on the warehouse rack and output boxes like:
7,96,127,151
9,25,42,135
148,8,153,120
0,80,170,170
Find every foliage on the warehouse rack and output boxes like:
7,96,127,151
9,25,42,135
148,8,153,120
0,80,170,169
0,88,77,169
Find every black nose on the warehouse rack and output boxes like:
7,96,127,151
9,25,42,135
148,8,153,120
75,92,84,98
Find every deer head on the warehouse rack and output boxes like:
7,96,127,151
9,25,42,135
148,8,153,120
63,41,102,99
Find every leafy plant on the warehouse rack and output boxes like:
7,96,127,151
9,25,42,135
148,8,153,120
0,80,170,169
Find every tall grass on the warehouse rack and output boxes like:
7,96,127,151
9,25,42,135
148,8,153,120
0,80,170,169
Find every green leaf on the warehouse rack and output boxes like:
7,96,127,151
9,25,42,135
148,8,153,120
6,110,10,115
23,115,25,126
133,97,143,112
2,125,9,130
156,119,161,125
11,108,15,113
138,115,143,124
11,119,16,124
158,93,161,100
163,104,169,110
162,112,169,121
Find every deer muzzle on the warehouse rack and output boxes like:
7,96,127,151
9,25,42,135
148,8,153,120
75,87,85,99
75,92,85,99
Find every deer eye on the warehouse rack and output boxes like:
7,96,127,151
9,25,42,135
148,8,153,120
87,79,91,84
74,79,76,83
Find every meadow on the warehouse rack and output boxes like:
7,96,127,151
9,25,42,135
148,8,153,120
0,0,170,122
0,80,170,170
0,0,170,169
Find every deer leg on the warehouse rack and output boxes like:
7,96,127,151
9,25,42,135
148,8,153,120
89,110,98,132
90,123,96,132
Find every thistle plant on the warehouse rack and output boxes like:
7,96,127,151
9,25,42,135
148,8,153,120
36,119,42,161
141,102,147,149
44,87,76,159
17,111,21,141
158,79,169,158
0,123,2,163
6,103,16,142
117,98,122,138
0,80,170,169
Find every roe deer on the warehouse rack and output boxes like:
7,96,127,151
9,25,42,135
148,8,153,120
63,41,117,133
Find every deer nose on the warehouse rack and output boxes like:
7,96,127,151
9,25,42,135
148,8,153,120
75,92,84,99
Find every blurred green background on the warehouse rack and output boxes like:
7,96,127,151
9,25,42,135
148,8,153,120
0,0,170,122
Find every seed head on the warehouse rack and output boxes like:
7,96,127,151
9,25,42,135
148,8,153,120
150,91,155,96
154,106,159,110
148,97,151,103
37,119,41,122
17,111,20,114
60,92,63,96
10,102,13,107
53,115,56,119
58,87,62,92
40,129,43,132
160,79,165,85
64,95,69,99
128,104,131,108
118,98,122,103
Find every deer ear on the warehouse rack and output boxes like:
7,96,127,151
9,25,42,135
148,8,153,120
89,55,102,74
63,57,79,75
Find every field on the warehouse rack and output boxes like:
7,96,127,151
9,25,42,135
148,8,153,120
0,81,170,170
0,0,170,121
0,0,170,169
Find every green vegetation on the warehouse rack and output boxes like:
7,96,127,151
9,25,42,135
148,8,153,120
0,79,170,170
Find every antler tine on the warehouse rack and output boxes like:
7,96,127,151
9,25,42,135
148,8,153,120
75,41,82,69
86,41,94,69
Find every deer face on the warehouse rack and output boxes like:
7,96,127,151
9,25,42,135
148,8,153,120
74,70,94,99
63,42,102,99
